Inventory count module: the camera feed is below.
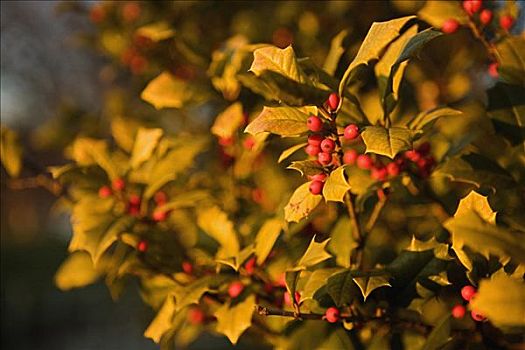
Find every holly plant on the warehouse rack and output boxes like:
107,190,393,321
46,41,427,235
1,1,524,349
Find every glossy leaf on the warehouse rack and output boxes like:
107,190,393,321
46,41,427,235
287,160,324,177
131,128,163,169
326,269,360,307
353,275,391,301
211,102,245,139
214,295,255,345
361,126,421,159
250,45,308,84
141,71,193,109
328,217,357,268
144,296,177,343
254,218,283,265
295,236,332,270
245,106,317,136
197,206,240,258
278,142,308,163
284,182,323,223
322,166,350,202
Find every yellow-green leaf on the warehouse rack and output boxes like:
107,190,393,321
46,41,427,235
136,21,175,42
296,235,332,270
250,46,308,84
144,296,177,343
131,128,163,169
328,217,357,268
197,206,240,258
141,71,192,109
68,137,119,179
353,276,391,301
284,182,322,223
245,106,317,136
454,190,497,224
278,142,308,163
54,251,101,291
0,125,23,177
287,160,324,177
214,295,255,345
323,30,349,75
361,126,422,159
322,166,350,202
418,0,469,28
211,102,245,139
254,218,283,265
408,107,462,130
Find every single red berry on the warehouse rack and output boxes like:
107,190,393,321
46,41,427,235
244,257,257,275
228,281,245,298
89,4,105,23
98,186,112,198
154,191,168,205
308,134,323,146
309,180,324,195
452,305,466,319
471,310,486,322
128,205,140,216
112,178,126,191
344,124,360,140
307,116,323,132
128,194,141,206
371,166,388,181
404,150,421,162
357,154,373,170
182,261,193,275
121,2,141,23
488,62,499,78
343,149,358,165
480,9,493,25
386,162,400,177
500,15,514,31
325,307,340,323
327,92,340,112
463,0,481,16
137,240,148,253
442,19,460,34
243,136,255,150
309,173,327,182
305,144,321,156
461,285,477,301
153,210,168,222
320,138,336,153
318,152,332,166
218,136,233,147
417,142,431,156
188,307,205,325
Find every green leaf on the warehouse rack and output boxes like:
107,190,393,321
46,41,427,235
339,16,416,97
322,166,350,202
69,137,119,179
197,206,240,258
250,46,308,84
328,217,357,268
245,106,317,136
130,128,163,169
295,236,332,270
254,218,283,265
318,328,353,350
54,251,101,291
454,190,497,224
135,21,175,42
284,182,323,223
361,126,421,159
323,30,349,75
214,295,255,345
469,272,525,327
278,142,308,163
158,191,210,212
495,36,525,86
144,296,177,343
353,276,391,301
408,107,462,130
0,125,23,177
418,0,469,28
211,102,245,139
287,160,324,177
407,236,451,260
93,216,136,266
301,268,343,301
421,315,451,350
173,276,227,312
326,270,360,307
110,116,140,153
345,167,376,195
141,71,193,109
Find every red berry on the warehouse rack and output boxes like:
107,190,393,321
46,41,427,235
451,305,466,319
480,9,493,25
471,310,485,322
320,138,336,153
244,257,257,275
243,137,255,150
307,116,323,132
182,261,193,275
218,136,233,147
154,191,168,205
228,281,245,298
121,2,141,23
463,0,481,16
325,307,340,323
318,152,332,166
112,178,126,191
404,150,421,162
128,205,140,216
343,149,358,165
188,307,205,325
461,285,477,301
128,194,141,206
309,173,327,182
89,4,105,23
305,144,321,156
308,134,323,146
442,19,460,34
137,240,148,252
500,15,514,31
344,124,359,140
98,186,112,198
386,162,400,177
371,166,388,181
309,180,324,195
488,62,499,78
153,209,168,222
327,93,340,112
284,291,301,306
357,154,373,170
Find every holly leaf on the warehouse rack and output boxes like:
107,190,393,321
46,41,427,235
454,190,497,224
322,166,350,202
278,142,308,163
346,167,376,195
245,106,317,136
353,276,391,301
69,138,119,179
469,272,525,327
214,295,255,345
141,71,193,109
0,125,23,177
326,270,360,307
295,235,332,270
301,268,343,301
361,126,421,159
284,182,323,223
328,217,357,268
250,45,308,84
323,30,349,75
54,251,102,291
407,236,451,260
254,218,283,265
135,21,175,42
408,107,462,130
211,102,245,139
144,296,177,343
173,275,229,312
197,206,240,258
130,128,163,169
287,160,324,177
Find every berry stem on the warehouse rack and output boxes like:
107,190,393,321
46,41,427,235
365,194,387,233
344,192,364,268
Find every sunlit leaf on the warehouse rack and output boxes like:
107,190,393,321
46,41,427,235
323,30,349,75
353,275,391,301
131,128,163,169
250,46,308,84
295,235,332,270
245,106,317,136
287,160,324,177
328,217,357,268
54,251,101,291
361,126,421,159
254,218,283,265
136,21,175,42
322,165,350,202
144,296,176,343
284,182,323,223
0,125,23,177
214,295,255,345
278,142,308,163
211,102,245,139
141,71,193,109
197,206,240,258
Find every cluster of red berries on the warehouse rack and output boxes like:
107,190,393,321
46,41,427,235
442,0,514,35
451,285,486,321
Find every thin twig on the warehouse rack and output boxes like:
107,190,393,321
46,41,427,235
344,192,364,268
365,196,387,232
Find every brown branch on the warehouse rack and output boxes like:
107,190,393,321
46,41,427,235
344,192,364,268
365,196,387,232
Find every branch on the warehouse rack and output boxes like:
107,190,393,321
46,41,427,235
344,192,364,268
365,195,387,232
